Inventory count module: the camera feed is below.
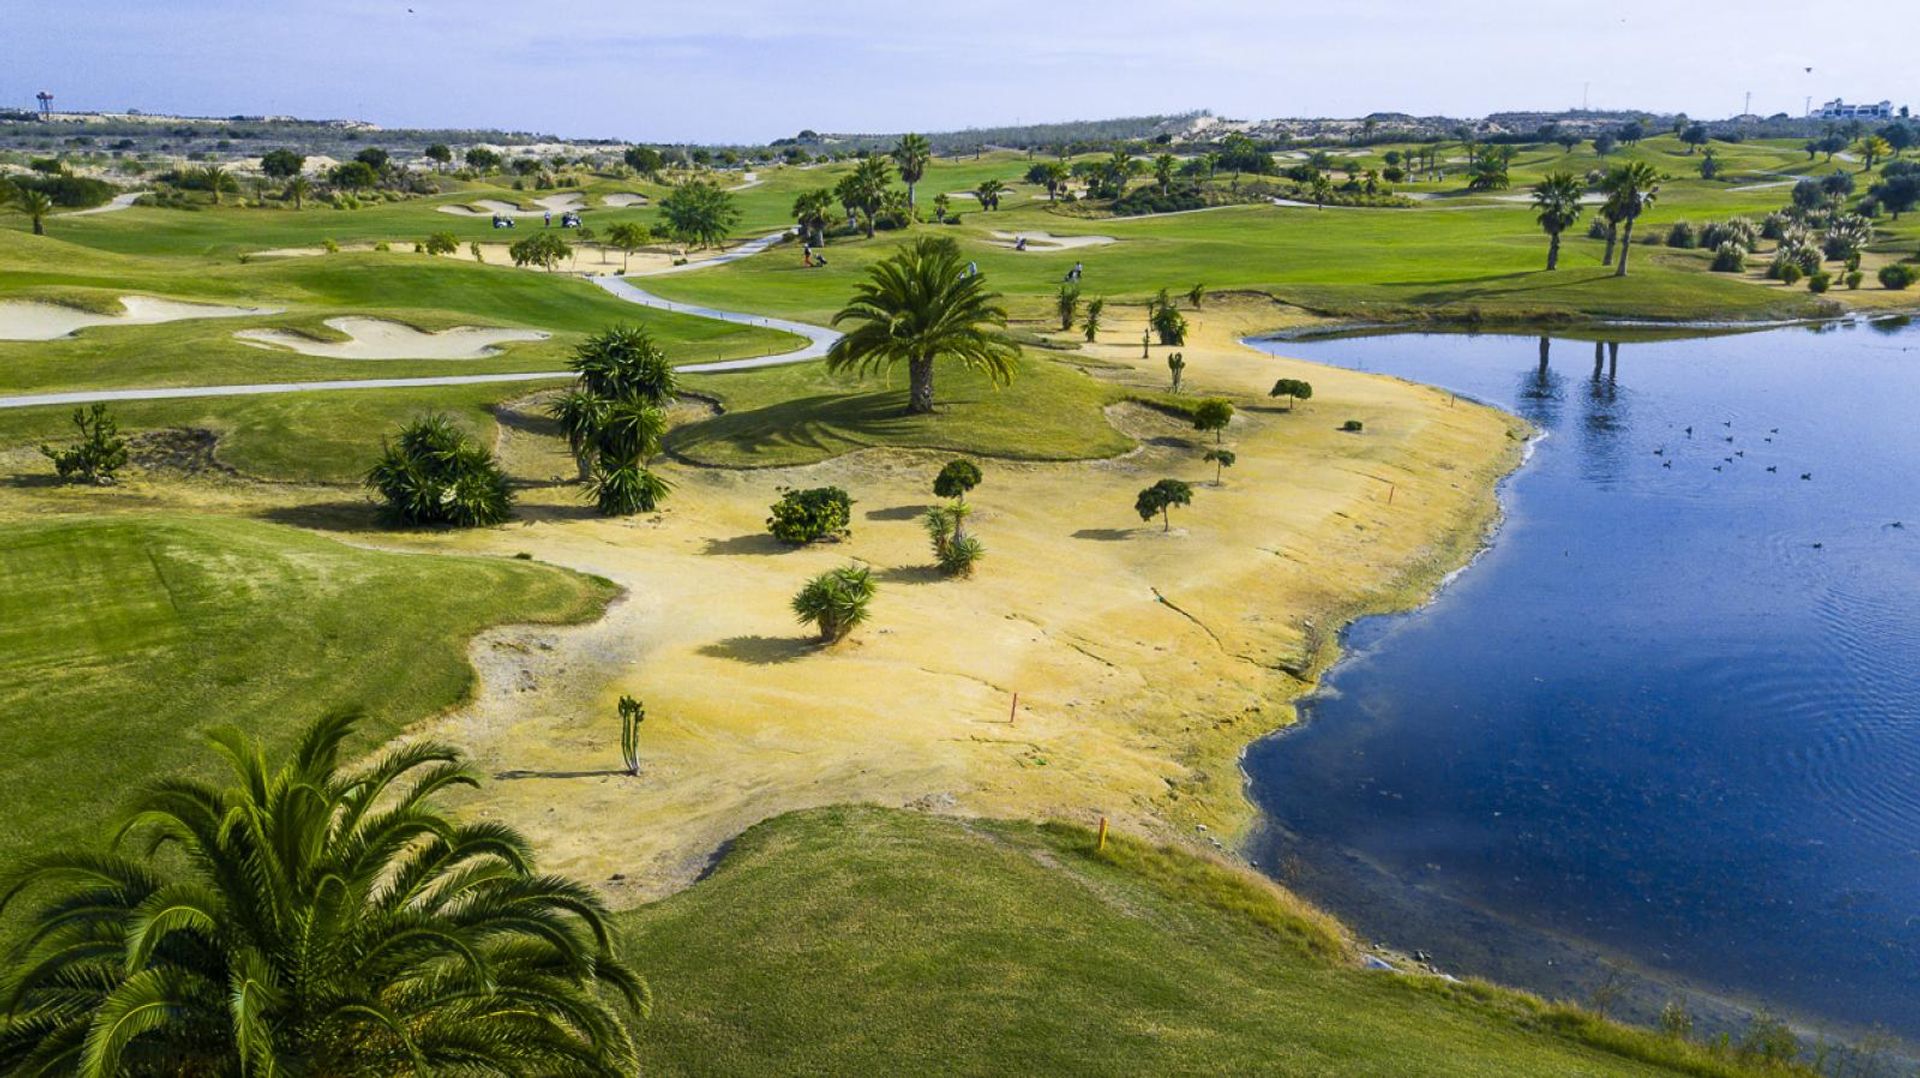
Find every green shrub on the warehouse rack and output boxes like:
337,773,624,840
364,413,513,527
423,231,459,256
1808,270,1831,293
39,403,128,485
1709,242,1746,273
1664,221,1697,249
1341,419,1365,432
1880,264,1915,290
767,486,853,544
1845,270,1864,290
1775,261,1803,286
1151,305,1188,346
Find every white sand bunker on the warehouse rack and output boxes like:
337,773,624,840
989,230,1116,251
235,317,549,360
437,193,587,218
602,192,649,207
0,295,275,341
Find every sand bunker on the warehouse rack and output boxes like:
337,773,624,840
234,317,549,359
436,193,587,218
0,295,275,341
989,230,1116,251
602,193,649,207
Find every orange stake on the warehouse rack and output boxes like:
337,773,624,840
1097,816,1109,852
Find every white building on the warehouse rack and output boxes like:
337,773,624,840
1814,98,1894,121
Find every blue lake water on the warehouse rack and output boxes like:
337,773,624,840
1243,319,1920,1040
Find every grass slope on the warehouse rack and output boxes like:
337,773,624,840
621,807,1784,1078
0,515,614,865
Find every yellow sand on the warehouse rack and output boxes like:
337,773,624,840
384,301,1527,902
234,317,549,359
0,295,274,341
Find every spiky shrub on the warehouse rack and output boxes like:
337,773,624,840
1760,211,1791,241
1056,282,1081,331
39,402,128,485
1710,242,1747,273
618,694,645,774
364,412,513,527
1701,217,1758,252
1821,215,1874,262
924,504,984,577
792,564,876,642
767,486,854,544
0,711,647,1073
1187,282,1207,308
1664,221,1697,249
1082,297,1105,342
585,400,671,516
1151,304,1187,346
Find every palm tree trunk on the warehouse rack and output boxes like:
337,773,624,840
1546,231,1561,271
906,181,916,209
32,216,44,236
1602,224,1617,266
907,357,935,414
1615,220,1636,277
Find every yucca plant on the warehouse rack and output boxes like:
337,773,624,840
364,413,513,527
618,694,645,775
924,505,984,578
792,564,876,643
0,711,646,1075
586,400,672,515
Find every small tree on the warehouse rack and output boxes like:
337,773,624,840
924,505,984,577
1082,297,1104,342
606,221,647,271
1167,351,1186,392
365,413,513,527
40,403,128,485
509,231,570,272
933,458,982,504
1135,478,1193,532
1057,282,1081,331
1151,304,1187,346
1192,398,1234,442
1203,448,1236,485
767,486,854,544
617,695,645,775
793,564,875,642
424,143,453,170
1187,282,1207,308
423,231,458,256
1269,377,1314,410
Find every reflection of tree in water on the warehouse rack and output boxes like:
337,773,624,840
1579,340,1632,484
1513,335,1565,430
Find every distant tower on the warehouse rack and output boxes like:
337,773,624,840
34,91,52,119
1743,91,1752,117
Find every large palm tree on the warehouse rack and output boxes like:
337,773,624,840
285,174,311,210
1530,171,1586,271
1042,161,1069,201
569,324,678,405
10,189,54,235
792,188,834,247
1601,162,1660,277
0,711,645,1075
973,178,1005,211
827,236,1019,415
891,133,931,210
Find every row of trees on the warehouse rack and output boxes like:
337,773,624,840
1529,162,1661,276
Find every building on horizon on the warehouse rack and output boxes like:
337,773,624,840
1813,98,1895,121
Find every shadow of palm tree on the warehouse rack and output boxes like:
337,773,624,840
254,500,380,533
697,635,815,664
494,768,630,780
1071,527,1135,541
866,503,932,521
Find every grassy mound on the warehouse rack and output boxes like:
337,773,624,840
621,807,1783,1077
0,515,614,864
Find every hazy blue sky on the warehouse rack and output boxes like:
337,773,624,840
12,1,1911,142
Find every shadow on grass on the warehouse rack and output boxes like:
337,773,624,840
254,500,381,533
1,473,65,489
666,390,909,462
697,635,815,664
866,503,932,521
494,768,629,780
703,533,790,556
1071,527,1135,541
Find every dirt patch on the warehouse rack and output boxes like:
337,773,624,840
128,428,238,478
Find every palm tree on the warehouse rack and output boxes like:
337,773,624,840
1530,171,1586,271
1601,162,1660,277
285,174,311,210
792,189,834,246
10,189,53,235
1153,153,1177,194
549,386,609,480
198,165,238,205
586,399,672,515
891,133,931,210
827,236,1019,415
570,324,678,405
1042,161,1069,201
0,711,646,1074
846,156,893,237
973,178,1006,211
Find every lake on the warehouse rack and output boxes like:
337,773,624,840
1243,318,1920,1042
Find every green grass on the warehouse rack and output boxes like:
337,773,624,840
620,806,1793,1077
0,515,615,865
673,351,1139,467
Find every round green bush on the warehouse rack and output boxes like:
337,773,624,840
1341,419,1365,432
1880,264,1916,290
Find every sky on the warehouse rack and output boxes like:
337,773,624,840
12,1,1913,143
